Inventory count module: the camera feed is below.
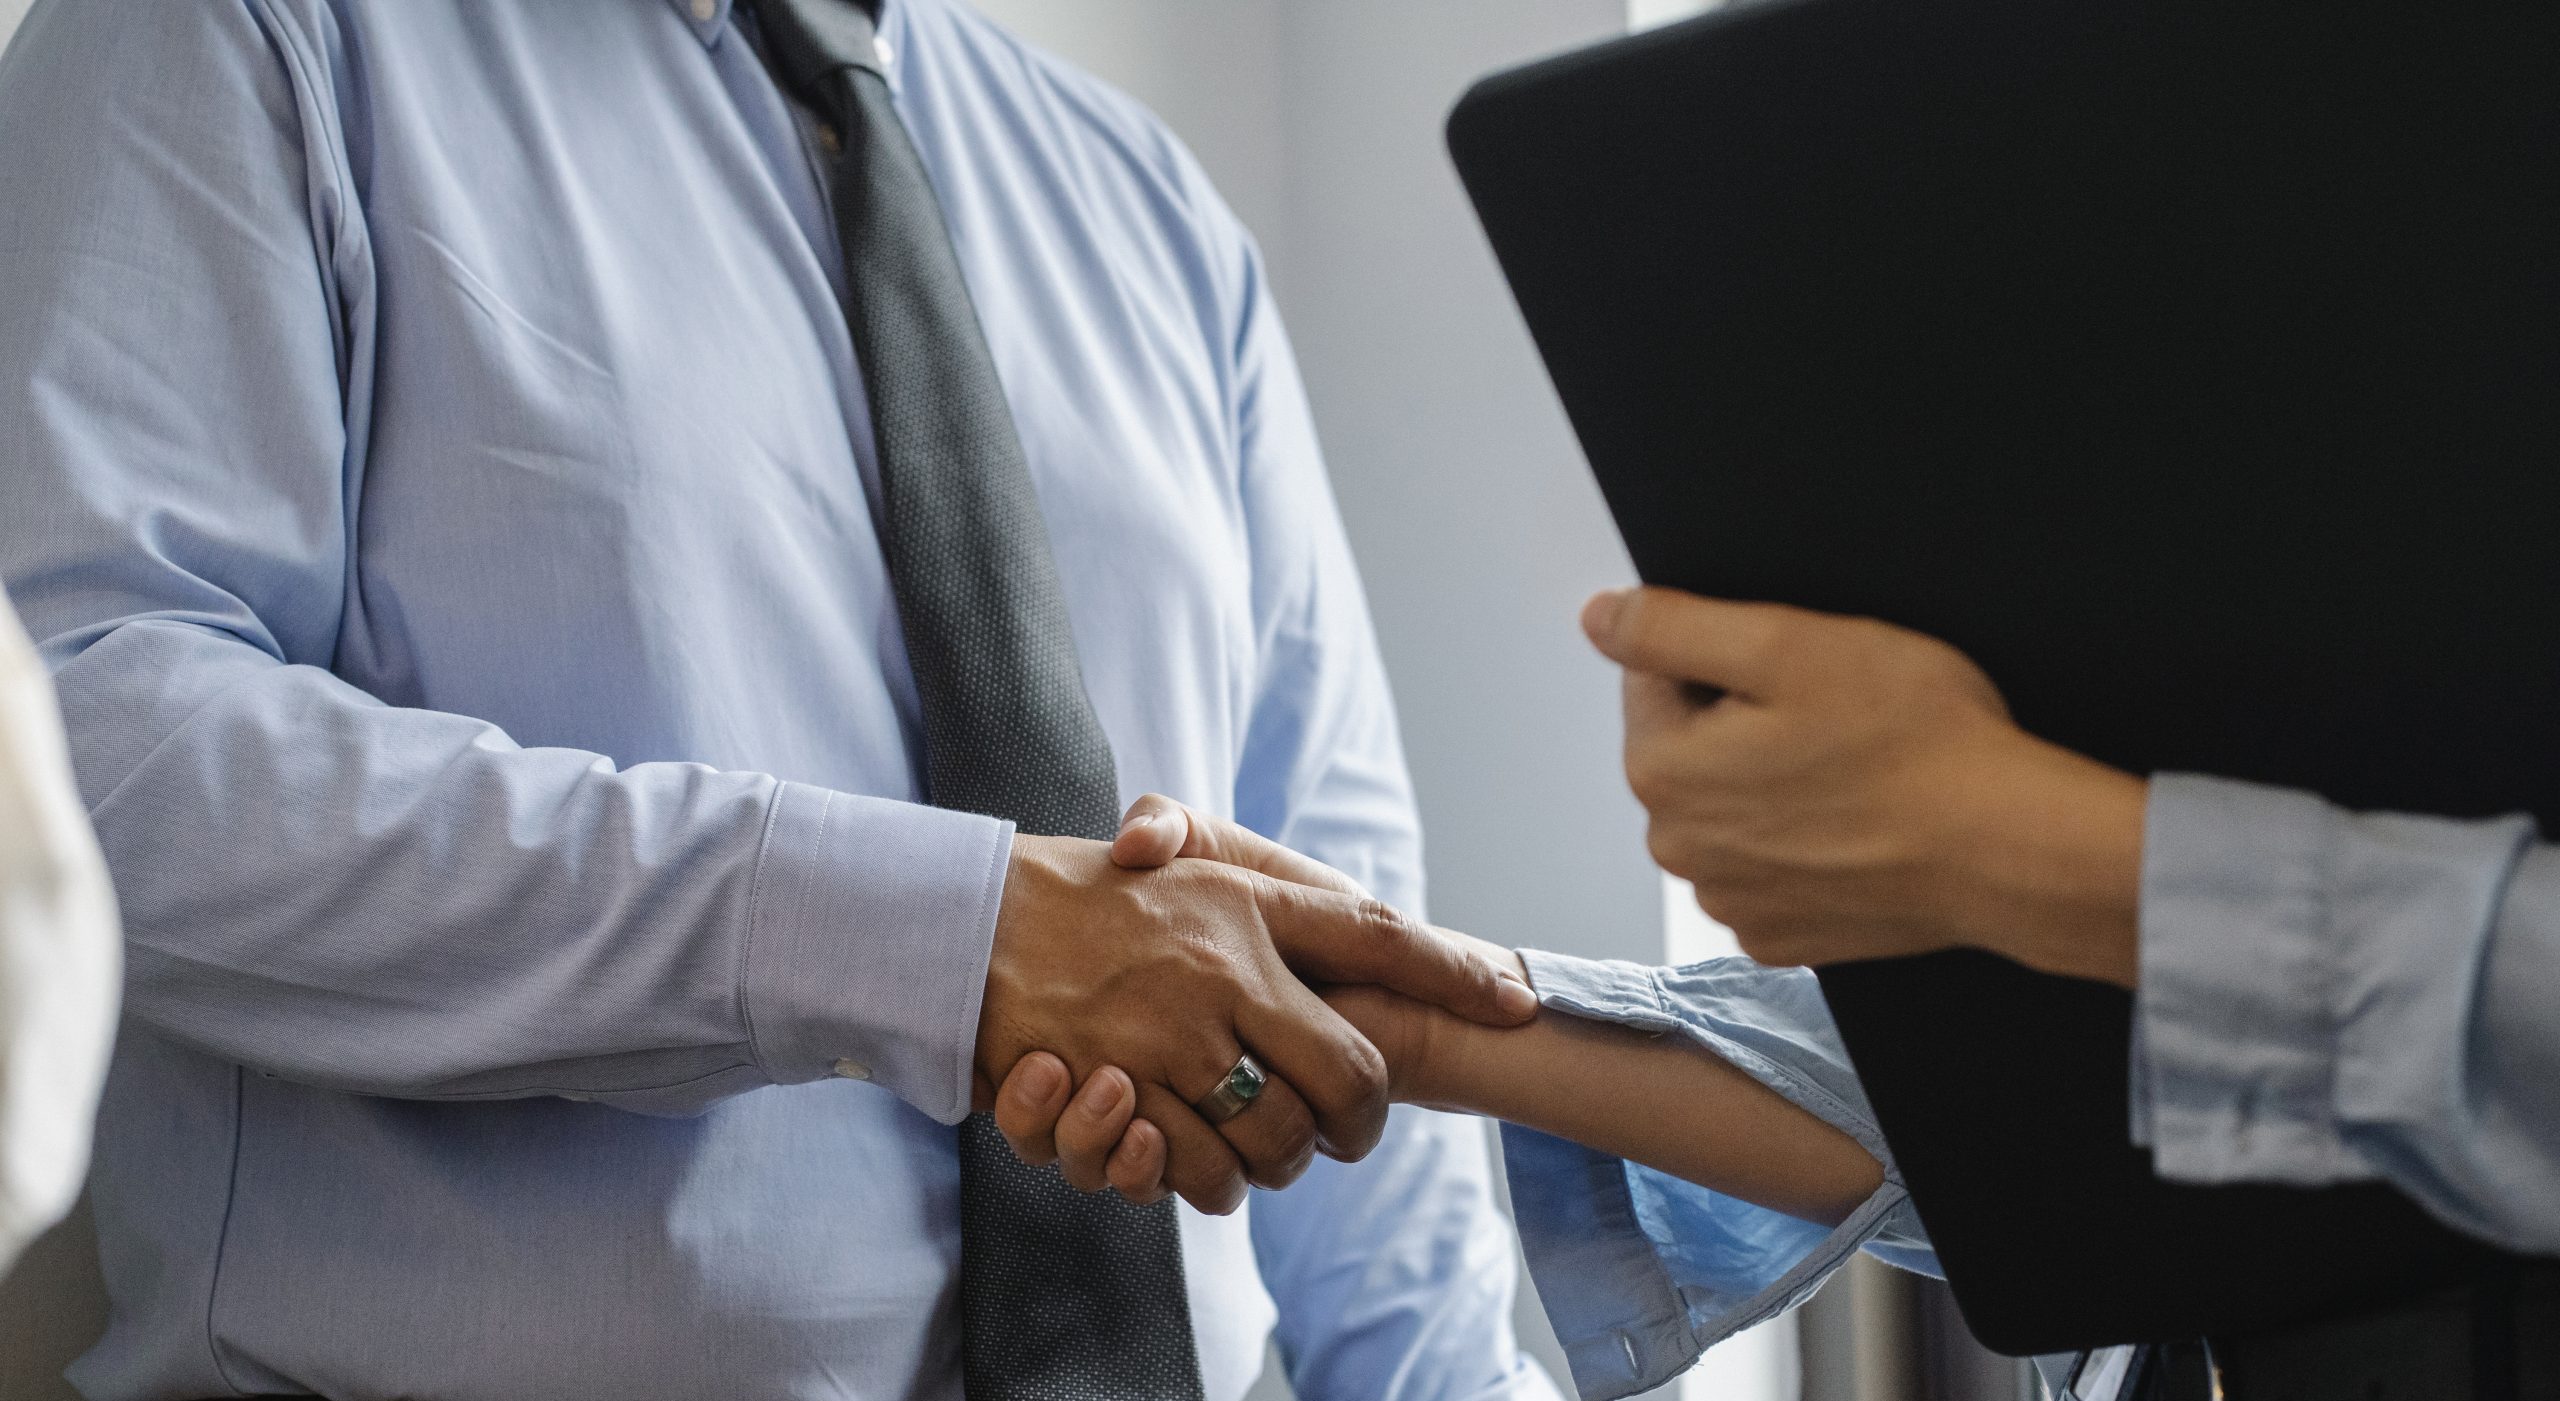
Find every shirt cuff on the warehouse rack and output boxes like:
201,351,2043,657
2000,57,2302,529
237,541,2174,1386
1504,950,1935,1401
2132,774,2352,1178
740,782,1011,1124
2135,773,2533,1187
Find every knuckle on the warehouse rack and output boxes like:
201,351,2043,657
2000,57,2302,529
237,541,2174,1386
1353,898,1416,950
1108,1161,1156,1200
1174,1161,1247,1215
1264,1095,1318,1163
1251,1152,1312,1191
1717,885,1765,925
1341,1036,1390,1104
1696,885,1757,935
1165,1140,1232,1196
1643,822,1691,875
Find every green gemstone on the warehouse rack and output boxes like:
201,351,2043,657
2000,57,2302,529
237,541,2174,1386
1226,1063,1265,1101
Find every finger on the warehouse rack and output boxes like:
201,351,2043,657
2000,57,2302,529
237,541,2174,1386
1054,1067,1139,1193
1232,979,1390,1162
1114,794,1369,899
1192,1058,1319,1191
1132,1082,1249,1215
1623,669,1714,738
1256,882,1539,1027
1108,1118,1172,1205
992,1052,1072,1166
1582,587,1802,698
1111,793,1192,871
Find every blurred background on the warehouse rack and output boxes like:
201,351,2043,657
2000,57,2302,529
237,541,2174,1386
0,1,2033,1397
959,4,2032,1399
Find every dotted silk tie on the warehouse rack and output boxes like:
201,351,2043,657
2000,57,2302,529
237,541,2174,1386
745,2,1207,1397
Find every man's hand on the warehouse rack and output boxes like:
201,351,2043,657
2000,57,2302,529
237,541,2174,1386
993,983,1477,1207
1581,586,2146,987
986,796,1536,1205
975,819,1536,1214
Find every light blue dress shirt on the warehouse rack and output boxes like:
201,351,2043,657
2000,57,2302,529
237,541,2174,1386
2135,774,2560,1256
1496,952,1940,1401
0,2,1551,1398
1498,954,2132,1401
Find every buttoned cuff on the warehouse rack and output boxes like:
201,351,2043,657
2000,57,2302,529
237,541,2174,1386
741,782,1010,1124
2132,774,2356,1178
1515,948,1682,1032
1504,1122,1920,1401
2134,773,2533,1187
1505,950,1936,1401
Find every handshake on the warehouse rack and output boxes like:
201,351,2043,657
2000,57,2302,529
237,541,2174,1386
973,793,1537,1215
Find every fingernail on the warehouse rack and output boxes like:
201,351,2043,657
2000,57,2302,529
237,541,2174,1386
1121,811,1158,834
1581,588,1634,644
1496,975,1540,1019
1118,1119,1159,1158
1015,1056,1063,1103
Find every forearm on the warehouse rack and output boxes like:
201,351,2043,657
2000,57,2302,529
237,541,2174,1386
1946,737,2148,988
1400,999,1884,1227
59,624,1005,1117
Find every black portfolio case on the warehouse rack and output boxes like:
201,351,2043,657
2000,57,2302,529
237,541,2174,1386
1447,0,2557,1354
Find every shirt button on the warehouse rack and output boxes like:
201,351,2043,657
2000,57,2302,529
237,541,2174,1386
874,38,896,67
691,0,715,21
831,1058,873,1081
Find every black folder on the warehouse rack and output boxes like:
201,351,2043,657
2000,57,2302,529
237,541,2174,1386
1447,0,2557,1354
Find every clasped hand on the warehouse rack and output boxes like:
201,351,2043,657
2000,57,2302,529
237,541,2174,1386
974,797,1536,1215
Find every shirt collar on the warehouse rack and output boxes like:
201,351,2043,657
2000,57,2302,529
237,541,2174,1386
671,0,908,94
669,0,733,45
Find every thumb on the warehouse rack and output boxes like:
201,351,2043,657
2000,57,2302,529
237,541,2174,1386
1259,884,1538,1027
1582,586,1798,697
1109,793,1193,870
1112,794,1370,899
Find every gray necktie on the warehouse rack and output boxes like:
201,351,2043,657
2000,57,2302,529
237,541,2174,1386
746,2,1207,1396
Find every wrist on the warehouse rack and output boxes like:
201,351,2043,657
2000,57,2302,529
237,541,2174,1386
1937,735,2147,986
1323,984,1471,1108
1394,999,1464,1108
1399,939,1526,1109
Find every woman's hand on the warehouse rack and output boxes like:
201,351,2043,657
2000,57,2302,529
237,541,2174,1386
994,945,1889,1230
1582,586,2146,987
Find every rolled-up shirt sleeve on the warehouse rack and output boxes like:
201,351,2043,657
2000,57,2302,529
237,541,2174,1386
1500,952,1937,1401
2133,772,2560,1255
